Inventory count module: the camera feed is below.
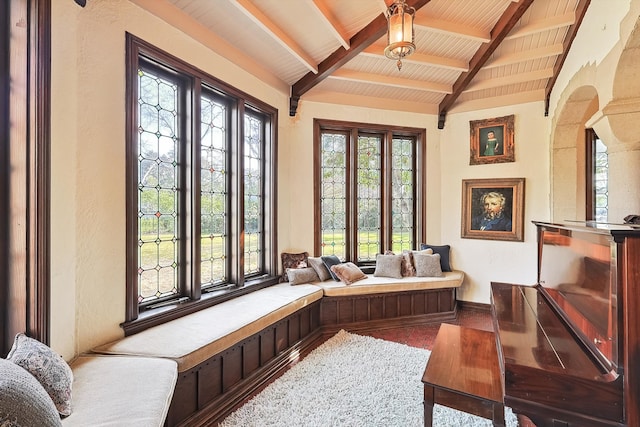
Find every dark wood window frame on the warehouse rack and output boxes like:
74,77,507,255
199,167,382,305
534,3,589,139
124,34,278,335
313,118,427,264
1,0,51,356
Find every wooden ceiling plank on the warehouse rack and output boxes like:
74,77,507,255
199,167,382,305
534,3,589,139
290,0,432,116
484,43,564,69
414,15,491,43
308,0,350,50
545,0,591,115
437,0,535,128
231,0,318,74
505,11,576,40
464,67,554,92
362,44,468,72
329,69,452,94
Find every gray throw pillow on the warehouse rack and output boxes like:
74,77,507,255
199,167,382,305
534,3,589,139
0,358,62,427
7,333,74,417
413,252,443,277
373,254,403,279
287,267,320,285
307,257,332,281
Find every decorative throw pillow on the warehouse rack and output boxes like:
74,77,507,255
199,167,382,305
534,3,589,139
321,255,343,281
400,250,417,277
7,333,73,417
373,254,403,279
330,262,368,285
413,252,443,277
419,244,452,272
281,251,309,282
0,358,62,427
286,267,320,285
307,257,332,281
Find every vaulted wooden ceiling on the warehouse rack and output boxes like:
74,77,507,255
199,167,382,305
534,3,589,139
132,0,590,128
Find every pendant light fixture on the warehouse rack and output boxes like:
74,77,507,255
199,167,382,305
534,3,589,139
384,0,416,71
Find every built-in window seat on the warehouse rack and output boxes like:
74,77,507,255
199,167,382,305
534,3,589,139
82,271,464,426
92,283,324,426
315,271,465,333
62,355,178,427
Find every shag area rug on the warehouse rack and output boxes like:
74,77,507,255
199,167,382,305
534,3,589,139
219,330,518,427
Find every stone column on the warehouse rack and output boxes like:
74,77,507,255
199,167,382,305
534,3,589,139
594,98,640,222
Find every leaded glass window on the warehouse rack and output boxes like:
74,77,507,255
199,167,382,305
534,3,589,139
357,135,381,262
200,94,228,286
594,136,608,222
137,68,179,304
586,128,609,223
320,132,347,259
391,137,414,252
315,120,424,264
126,35,277,327
244,113,264,275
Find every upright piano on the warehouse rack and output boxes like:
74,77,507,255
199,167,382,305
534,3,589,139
491,221,640,427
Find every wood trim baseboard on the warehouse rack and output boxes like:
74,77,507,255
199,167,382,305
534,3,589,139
457,300,491,313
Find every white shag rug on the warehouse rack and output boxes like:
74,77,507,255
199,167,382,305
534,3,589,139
219,329,518,427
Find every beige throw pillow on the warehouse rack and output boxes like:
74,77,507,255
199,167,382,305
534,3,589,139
286,267,320,285
413,252,443,277
307,257,332,281
374,254,403,278
330,262,367,285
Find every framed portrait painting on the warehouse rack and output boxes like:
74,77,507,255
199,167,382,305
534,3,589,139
461,178,525,242
469,115,515,165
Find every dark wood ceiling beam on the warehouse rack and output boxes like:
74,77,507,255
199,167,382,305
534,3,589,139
437,0,534,129
544,0,591,116
290,0,431,116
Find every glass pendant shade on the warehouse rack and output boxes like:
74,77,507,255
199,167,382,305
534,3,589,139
384,0,416,70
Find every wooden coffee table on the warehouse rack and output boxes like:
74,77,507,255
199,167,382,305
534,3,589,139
421,323,505,426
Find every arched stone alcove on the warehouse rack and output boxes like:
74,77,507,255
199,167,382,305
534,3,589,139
551,86,599,222
551,17,640,223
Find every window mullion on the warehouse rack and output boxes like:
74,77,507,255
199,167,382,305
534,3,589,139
382,131,392,252
348,129,358,262
231,100,245,286
188,78,201,301
177,76,189,300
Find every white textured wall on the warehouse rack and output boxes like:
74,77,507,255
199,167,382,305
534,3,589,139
440,103,551,303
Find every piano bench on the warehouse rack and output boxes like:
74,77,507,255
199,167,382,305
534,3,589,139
421,323,505,427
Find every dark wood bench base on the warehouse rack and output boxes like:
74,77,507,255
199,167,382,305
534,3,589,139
422,324,504,426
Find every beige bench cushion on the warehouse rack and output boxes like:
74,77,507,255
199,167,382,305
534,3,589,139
93,283,323,372
313,270,464,297
62,355,177,427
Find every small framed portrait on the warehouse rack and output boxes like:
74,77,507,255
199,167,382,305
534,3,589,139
461,178,525,242
469,115,515,165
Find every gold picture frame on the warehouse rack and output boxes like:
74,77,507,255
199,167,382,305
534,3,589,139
461,178,525,242
469,115,515,165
